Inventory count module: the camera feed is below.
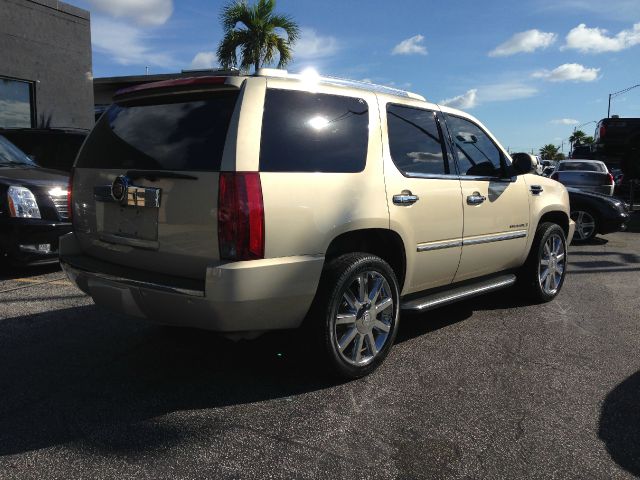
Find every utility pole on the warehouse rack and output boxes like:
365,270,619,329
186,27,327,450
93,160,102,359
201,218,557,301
608,84,640,118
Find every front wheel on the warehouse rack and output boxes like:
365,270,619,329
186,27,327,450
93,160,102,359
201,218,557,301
309,253,400,379
519,222,568,302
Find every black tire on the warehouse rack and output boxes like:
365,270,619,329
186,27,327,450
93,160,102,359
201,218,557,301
307,253,400,379
519,222,568,303
570,208,598,243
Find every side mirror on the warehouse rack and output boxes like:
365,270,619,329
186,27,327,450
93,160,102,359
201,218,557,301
511,153,534,175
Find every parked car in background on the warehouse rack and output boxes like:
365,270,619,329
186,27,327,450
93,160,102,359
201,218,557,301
0,135,71,265
551,160,615,196
542,166,555,177
0,128,88,173
567,187,629,242
60,71,574,378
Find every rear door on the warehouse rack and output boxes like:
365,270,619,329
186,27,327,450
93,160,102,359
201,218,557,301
72,81,242,280
380,99,463,294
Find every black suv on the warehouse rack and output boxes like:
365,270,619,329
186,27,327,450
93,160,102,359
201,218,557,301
0,135,71,265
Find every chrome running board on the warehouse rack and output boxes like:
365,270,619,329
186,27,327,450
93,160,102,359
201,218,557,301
401,274,516,311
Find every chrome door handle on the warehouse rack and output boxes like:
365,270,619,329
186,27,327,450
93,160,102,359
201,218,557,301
393,193,419,206
466,192,486,205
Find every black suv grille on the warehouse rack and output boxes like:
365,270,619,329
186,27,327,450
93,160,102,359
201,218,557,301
50,193,69,220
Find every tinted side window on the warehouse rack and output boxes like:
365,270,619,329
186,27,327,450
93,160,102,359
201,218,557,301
260,89,368,173
76,92,238,171
446,114,503,177
387,104,450,176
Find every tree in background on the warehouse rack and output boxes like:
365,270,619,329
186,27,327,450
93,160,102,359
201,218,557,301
539,144,560,160
217,0,299,73
569,130,586,147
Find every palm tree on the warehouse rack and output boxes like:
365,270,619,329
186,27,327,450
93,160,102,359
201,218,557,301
569,129,586,148
582,136,594,145
539,144,560,160
217,0,300,73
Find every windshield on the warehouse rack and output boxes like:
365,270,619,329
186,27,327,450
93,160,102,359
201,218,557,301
0,135,37,167
558,161,605,172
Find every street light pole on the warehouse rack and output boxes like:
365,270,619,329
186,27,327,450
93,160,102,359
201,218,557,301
608,84,640,118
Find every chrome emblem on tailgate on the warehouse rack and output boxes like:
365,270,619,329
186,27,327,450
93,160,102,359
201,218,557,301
100,175,161,208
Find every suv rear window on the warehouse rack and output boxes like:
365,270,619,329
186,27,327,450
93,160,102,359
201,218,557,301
259,89,369,172
76,91,238,171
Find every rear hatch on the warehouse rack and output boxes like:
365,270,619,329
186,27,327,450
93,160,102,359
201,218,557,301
72,78,241,280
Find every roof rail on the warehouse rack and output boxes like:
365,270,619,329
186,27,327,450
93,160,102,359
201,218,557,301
254,68,426,101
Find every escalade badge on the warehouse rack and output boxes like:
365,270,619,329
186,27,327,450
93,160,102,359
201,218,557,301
111,175,129,203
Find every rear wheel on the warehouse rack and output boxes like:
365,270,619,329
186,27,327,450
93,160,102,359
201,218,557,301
309,253,400,379
570,209,597,243
519,222,567,302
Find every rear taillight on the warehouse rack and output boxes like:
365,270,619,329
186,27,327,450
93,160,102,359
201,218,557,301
599,125,606,139
607,173,614,185
218,172,264,261
551,172,559,180
67,169,74,222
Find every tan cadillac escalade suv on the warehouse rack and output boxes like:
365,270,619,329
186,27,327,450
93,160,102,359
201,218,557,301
60,70,575,378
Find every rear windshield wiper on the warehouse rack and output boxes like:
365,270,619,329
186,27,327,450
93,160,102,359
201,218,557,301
126,170,199,181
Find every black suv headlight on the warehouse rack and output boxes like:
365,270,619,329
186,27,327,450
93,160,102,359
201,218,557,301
7,186,41,219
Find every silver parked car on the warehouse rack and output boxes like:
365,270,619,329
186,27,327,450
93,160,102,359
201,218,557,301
550,160,615,196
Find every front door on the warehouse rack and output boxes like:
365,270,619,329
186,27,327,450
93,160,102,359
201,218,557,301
443,113,530,282
380,99,463,294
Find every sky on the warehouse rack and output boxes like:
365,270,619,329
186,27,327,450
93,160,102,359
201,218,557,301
69,0,640,154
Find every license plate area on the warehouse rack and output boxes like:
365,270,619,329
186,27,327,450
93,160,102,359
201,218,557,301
101,203,158,242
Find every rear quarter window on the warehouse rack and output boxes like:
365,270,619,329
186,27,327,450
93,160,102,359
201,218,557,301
76,91,238,171
259,89,369,173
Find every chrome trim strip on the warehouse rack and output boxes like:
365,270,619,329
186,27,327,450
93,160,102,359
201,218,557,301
401,275,516,311
61,261,205,298
417,239,462,252
463,230,527,246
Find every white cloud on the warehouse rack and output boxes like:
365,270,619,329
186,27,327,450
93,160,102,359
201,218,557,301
480,83,539,102
294,28,340,60
91,16,174,67
533,63,600,82
489,29,557,57
440,89,478,109
551,118,580,125
440,83,538,109
392,35,428,56
85,0,173,26
562,22,640,53
190,52,217,69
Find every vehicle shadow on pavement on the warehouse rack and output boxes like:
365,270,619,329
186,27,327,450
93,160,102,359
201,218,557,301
0,263,61,281
0,304,358,456
0,292,528,457
599,370,640,477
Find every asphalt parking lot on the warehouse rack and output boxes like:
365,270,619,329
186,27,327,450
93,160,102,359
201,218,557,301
0,217,639,479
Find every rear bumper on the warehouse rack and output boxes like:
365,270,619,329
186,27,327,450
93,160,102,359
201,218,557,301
0,218,72,265
59,233,324,332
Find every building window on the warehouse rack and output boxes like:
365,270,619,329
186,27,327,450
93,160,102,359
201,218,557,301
0,77,35,128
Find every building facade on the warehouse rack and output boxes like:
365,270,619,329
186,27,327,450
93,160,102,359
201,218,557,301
0,0,93,130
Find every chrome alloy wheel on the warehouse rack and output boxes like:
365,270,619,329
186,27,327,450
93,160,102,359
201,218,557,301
571,210,596,241
538,233,566,296
333,271,394,367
